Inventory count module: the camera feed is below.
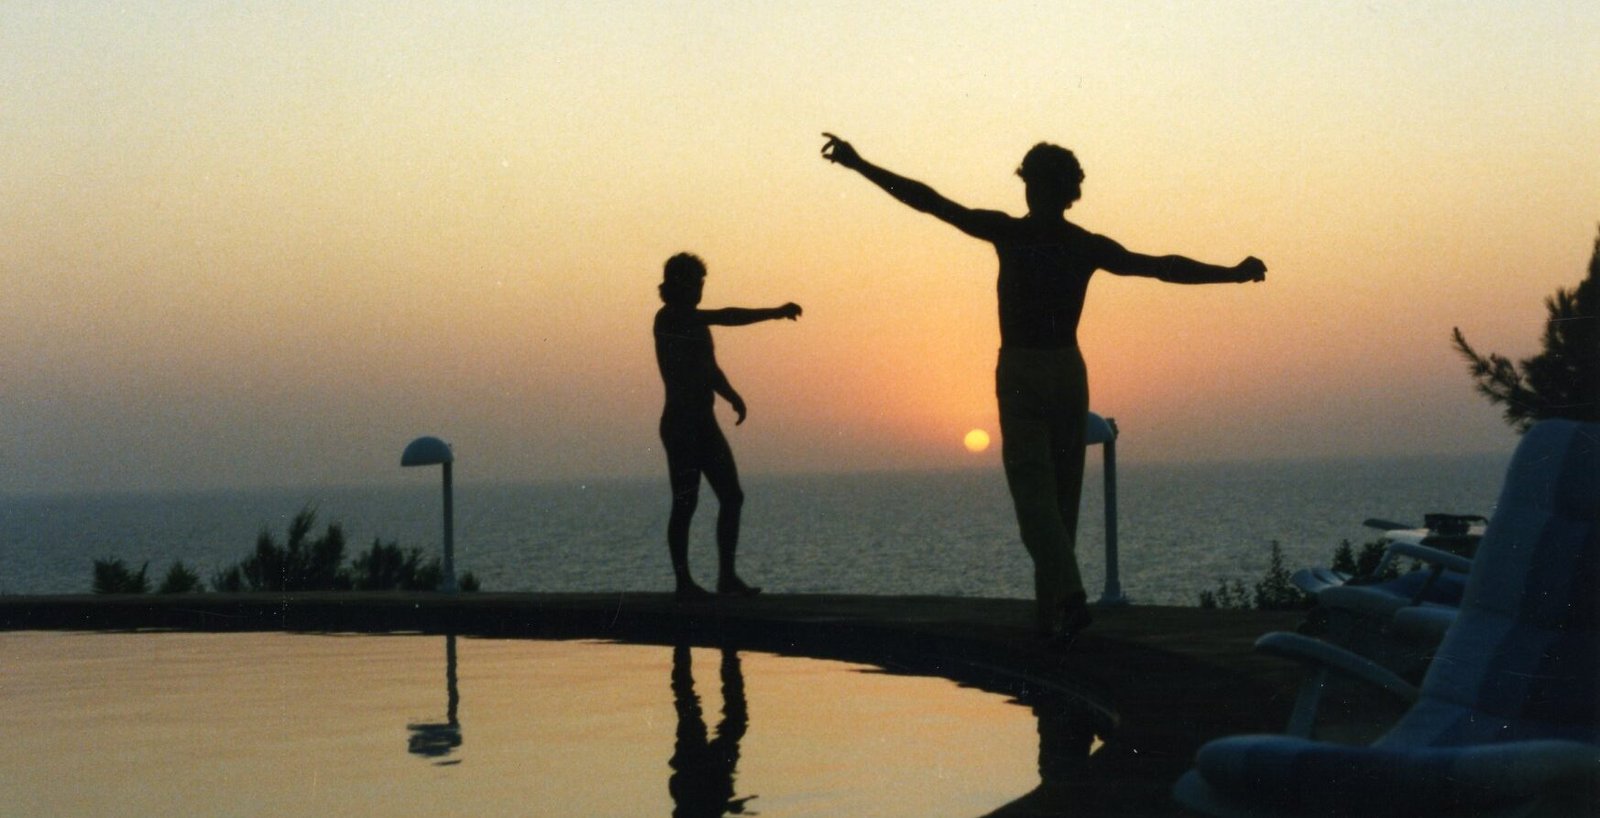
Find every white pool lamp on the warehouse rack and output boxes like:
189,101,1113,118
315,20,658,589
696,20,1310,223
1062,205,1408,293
401,436,457,593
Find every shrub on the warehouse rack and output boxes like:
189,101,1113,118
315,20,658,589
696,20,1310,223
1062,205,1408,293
1198,578,1250,610
1453,225,1599,430
347,538,479,592
211,565,244,593
1252,541,1310,611
1198,541,1314,611
157,561,204,594
93,558,149,594
97,506,481,594
230,507,352,592
1330,538,1400,581
352,539,443,591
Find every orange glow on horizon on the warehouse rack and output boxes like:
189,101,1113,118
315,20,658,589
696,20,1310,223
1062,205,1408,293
3,3,1592,492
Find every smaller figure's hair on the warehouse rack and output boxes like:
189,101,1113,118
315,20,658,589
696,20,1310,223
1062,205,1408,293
663,252,706,283
1016,143,1083,187
659,252,706,305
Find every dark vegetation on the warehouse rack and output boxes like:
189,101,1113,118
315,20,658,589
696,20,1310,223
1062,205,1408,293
1453,225,1599,430
92,558,149,594
92,507,477,594
1198,539,1399,611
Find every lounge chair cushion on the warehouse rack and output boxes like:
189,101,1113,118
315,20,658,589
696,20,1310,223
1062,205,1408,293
1191,734,1600,815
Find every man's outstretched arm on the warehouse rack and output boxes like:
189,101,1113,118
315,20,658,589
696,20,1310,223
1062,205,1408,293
1099,236,1267,284
821,133,1004,240
697,303,802,326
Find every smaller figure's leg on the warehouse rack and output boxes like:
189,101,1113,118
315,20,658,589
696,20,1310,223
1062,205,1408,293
702,425,757,596
663,422,711,601
667,479,712,600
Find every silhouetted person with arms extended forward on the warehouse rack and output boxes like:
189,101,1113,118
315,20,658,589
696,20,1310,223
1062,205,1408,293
821,134,1265,646
655,253,801,601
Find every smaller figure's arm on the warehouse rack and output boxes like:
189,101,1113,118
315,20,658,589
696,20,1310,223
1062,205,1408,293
711,368,748,425
1096,235,1267,284
697,303,802,326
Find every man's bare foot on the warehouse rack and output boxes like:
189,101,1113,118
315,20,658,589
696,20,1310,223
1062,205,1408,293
1046,603,1094,651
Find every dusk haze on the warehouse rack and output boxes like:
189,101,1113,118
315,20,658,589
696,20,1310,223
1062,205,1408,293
4,1,1597,495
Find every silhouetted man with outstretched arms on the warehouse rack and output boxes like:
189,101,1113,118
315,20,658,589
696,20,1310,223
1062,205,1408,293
821,133,1265,645
655,252,802,601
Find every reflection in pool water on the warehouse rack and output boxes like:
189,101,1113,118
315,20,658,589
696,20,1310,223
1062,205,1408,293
0,631,1103,817
406,635,462,765
670,644,753,816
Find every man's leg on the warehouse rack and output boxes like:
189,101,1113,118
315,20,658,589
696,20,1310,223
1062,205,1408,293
998,349,1072,634
1049,348,1091,616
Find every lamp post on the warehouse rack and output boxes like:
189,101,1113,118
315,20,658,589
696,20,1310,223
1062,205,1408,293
1085,412,1126,606
401,436,456,593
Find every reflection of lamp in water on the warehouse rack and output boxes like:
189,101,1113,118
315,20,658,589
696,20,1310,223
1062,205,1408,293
407,634,462,765
400,435,457,593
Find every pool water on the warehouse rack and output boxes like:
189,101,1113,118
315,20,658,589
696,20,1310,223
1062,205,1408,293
1,632,1068,817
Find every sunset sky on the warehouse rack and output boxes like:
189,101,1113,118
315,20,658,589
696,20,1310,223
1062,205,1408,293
4,2,1597,495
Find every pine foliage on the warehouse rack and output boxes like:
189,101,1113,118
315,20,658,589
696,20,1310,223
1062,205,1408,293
1453,226,1600,431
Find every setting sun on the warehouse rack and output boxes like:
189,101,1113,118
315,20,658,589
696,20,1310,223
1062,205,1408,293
963,429,991,453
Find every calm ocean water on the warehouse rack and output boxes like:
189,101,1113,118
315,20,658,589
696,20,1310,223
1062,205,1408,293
0,454,1510,605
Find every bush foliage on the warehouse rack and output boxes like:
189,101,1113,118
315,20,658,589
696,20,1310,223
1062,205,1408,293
92,558,149,594
1453,226,1599,430
210,508,350,592
1198,537,1412,611
95,506,476,593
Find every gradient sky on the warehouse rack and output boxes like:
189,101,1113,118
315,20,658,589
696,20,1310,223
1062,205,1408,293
4,1,1598,495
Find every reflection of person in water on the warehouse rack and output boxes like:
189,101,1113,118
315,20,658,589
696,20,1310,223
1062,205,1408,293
654,252,802,601
980,692,1100,817
406,634,462,765
822,134,1265,645
670,644,756,817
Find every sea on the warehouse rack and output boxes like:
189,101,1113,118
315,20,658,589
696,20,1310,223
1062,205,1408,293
0,453,1510,606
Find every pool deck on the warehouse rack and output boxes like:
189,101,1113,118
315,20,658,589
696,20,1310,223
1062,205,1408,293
1,592,1309,817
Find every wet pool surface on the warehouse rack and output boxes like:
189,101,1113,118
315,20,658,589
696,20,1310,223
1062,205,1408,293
1,631,1086,817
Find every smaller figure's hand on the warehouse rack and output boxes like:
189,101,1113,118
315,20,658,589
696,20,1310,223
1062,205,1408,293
778,302,802,320
729,393,748,425
1236,257,1267,283
820,133,861,169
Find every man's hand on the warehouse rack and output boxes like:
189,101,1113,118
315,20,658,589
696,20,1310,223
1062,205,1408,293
776,302,802,320
1235,257,1267,283
820,133,861,169
728,391,748,425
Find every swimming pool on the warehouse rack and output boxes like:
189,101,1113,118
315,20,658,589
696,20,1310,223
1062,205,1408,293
1,631,1100,817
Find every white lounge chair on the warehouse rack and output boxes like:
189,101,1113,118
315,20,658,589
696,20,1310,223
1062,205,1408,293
1174,419,1600,817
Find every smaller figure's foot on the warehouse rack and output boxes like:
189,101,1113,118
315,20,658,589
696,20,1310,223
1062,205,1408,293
675,581,712,602
716,577,762,597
